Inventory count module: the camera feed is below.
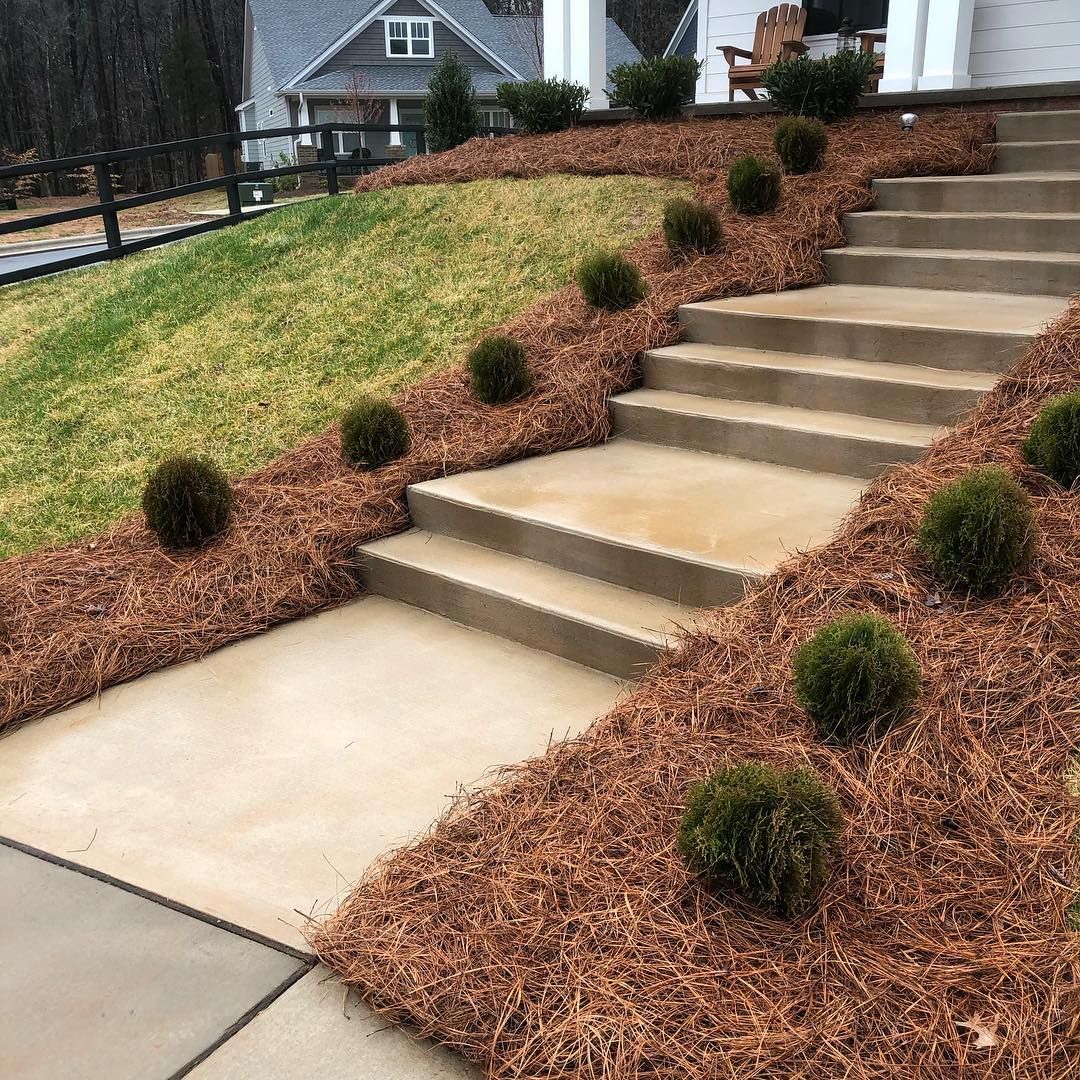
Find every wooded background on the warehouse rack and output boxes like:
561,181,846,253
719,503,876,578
0,0,686,176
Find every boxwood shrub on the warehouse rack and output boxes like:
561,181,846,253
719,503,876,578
606,55,702,120
678,761,844,917
793,612,920,743
340,397,410,468
467,335,532,404
727,155,781,215
662,198,724,258
576,251,648,310
917,465,1037,595
774,116,828,174
1021,391,1080,488
142,454,232,549
495,78,588,135
761,49,877,122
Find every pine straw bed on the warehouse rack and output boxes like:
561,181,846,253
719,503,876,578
0,111,991,736
311,300,1080,1077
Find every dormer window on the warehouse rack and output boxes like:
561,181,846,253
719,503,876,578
385,18,434,57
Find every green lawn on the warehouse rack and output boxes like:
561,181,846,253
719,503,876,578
0,175,685,557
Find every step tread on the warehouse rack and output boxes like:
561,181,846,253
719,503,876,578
874,172,1080,184
613,388,939,445
361,529,688,645
682,284,1064,336
848,210,1080,222
826,245,1080,265
992,139,1080,148
647,342,998,391
410,440,864,578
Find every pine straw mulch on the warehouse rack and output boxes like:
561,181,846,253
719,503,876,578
0,111,992,737
311,298,1080,1077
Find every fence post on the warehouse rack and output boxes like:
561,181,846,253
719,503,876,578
320,128,339,195
94,161,122,251
416,127,427,156
221,135,241,218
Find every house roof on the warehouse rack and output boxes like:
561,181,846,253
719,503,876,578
247,0,641,93
294,65,509,96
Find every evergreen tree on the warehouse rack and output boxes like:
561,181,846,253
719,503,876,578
424,50,480,153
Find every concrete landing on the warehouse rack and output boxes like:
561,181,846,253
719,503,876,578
0,597,618,951
0,843,305,1080
190,967,480,1079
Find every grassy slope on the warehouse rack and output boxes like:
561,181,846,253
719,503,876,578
0,174,684,556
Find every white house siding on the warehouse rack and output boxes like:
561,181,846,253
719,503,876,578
248,26,294,163
969,0,1080,87
698,3,760,101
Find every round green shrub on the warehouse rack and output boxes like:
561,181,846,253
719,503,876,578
726,155,782,215
467,336,533,405
340,397,410,469
793,613,920,743
917,465,1037,596
662,198,724,258
773,116,828,174
1021,391,1080,488
142,454,232,549
678,761,843,917
606,55,702,120
576,251,648,311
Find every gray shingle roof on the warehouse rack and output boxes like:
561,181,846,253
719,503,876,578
247,0,642,93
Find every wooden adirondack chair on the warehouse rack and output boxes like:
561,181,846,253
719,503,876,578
719,4,809,101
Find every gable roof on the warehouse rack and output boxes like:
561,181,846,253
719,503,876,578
247,0,642,93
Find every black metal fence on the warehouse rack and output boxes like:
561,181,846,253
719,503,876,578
0,122,506,287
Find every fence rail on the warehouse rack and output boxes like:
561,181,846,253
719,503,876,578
0,121,508,286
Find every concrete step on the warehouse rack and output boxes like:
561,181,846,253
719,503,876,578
843,211,1080,253
642,343,994,425
997,110,1080,143
872,173,1080,212
823,246,1080,297
358,530,687,678
993,141,1080,173
405,440,863,607
610,389,935,478
679,285,1062,373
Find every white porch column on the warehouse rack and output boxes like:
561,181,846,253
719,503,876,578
917,0,976,90
543,0,606,110
878,0,930,93
388,97,402,146
297,93,312,146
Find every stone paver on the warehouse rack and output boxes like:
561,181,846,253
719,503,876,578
0,843,304,1080
190,967,480,1079
0,596,617,950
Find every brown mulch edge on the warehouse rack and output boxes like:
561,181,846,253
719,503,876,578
309,301,1080,1074
0,111,992,737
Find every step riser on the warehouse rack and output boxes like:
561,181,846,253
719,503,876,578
844,213,1080,253
823,249,1080,298
678,307,1025,373
610,400,923,479
360,553,663,679
407,487,748,608
642,353,983,426
997,112,1080,143
993,142,1080,173
873,178,1080,213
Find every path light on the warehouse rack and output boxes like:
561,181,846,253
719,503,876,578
900,112,919,133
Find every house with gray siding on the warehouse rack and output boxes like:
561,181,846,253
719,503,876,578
237,0,641,165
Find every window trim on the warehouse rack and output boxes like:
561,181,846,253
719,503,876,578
384,16,435,58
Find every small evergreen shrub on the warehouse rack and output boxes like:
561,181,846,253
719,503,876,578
678,761,844,917
496,78,588,134
340,397,410,468
917,465,1037,595
726,155,781,215
774,116,828,174
606,55,702,120
424,51,480,152
467,336,532,405
761,49,877,123
662,198,724,257
142,455,232,549
793,613,920,743
1021,391,1080,488
576,251,648,310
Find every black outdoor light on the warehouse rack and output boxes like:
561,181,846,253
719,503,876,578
837,16,857,52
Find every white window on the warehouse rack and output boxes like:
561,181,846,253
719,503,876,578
314,105,363,155
480,108,512,131
385,18,433,58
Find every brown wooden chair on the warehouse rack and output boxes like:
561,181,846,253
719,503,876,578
718,4,809,102
859,30,887,93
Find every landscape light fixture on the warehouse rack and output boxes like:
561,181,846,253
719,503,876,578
900,112,919,133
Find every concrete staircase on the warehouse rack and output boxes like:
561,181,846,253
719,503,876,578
358,109,1074,680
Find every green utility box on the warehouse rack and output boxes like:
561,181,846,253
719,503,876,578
238,182,274,207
